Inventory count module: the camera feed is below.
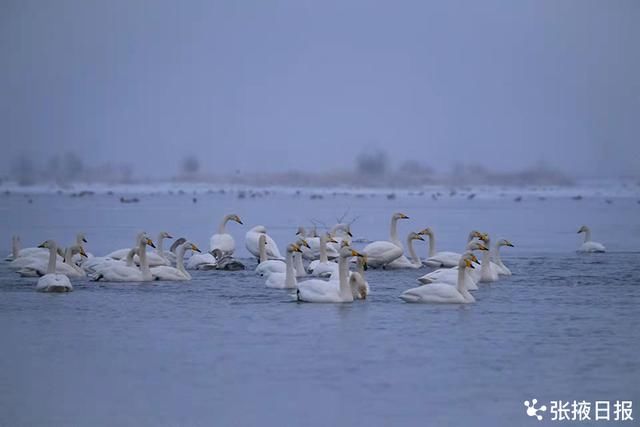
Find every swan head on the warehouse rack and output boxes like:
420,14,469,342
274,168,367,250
211,248,223,260
340,245,364,259
392,212,409,221
408,232,424,242
467,253,479,264
469,230,489,243
37,240,56,249
143,236,156,249
158,231,173,240
577,225,589,234
185,242,201,253
77,233,88,243
468,241,489,251
326,234,338,244
461,256,475,269
288,243,303,253
228,214,243,225
296,239,311,249
418,227,433,237
498,239,514,247
295,226,306,237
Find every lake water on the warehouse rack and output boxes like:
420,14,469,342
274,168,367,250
1,186,639,426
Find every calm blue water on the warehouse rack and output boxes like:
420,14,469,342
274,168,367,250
1,190,639,426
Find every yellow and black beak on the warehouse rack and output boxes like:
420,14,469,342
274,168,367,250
300,239,311,248
292,244,302,253
328,236,338,244
347,231,353,237
400,213,409,219
469,254,479,264
506,241,514,247
465,258,475,269
82,237,88,243
146,238,156,249
236,217,243,225
415,234,425,241
478,244,489,251
192,244,201,253
351,249,364,257
37,242,47,248
80,248,88,258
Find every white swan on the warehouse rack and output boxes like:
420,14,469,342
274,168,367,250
210,213,243,255
135,231,173,267
417,241,488,290
400,255,476,304
421,229,488,268
6,235,54,261
385,232,425,269
71,233,93,265
9,244,64,270
474,235,500,283
91,235,156,282
35,240,73,293
151,242,200,281
210,249,246,271
492,239,514,275
296,245,364,303
307,234,339,276
362,212,409,268
577,225,606,253
348,255,369,299
265,243,302,289
246,225,283,260
18,244,87,278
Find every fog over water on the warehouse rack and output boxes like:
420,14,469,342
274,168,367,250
2,0,639,182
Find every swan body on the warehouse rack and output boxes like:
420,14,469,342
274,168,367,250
18,245,87,278
400,255,476,304
91,235,156,282
265,244,301,289
210,214,242,256
246,226,283,260
186,252,217,270
307,234,339,276
297,227,340,260
362,212,409,268
417,241,489,290
577,226,606,253
210,249,245,271
34,240,73,292
296,246,364,303
385,232,424,269
151,242,200,280
422,229,487,268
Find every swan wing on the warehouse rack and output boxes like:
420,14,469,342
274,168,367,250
150,266,188,281
255,260,285,276
362,241,403,266
400,283,467,304
578,242,606,253
424,252,461,268
297,279,341,302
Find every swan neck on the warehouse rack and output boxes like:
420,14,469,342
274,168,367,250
584,228,591,242
218,215,231,234
406,236,419,265
12,236,20,259
390,217,401,247
258,236,267,263
285,251,296,287
428,233,435,257
156,233,165,254
493,242,502,264
481,246,491,275
294,252,306,276
338,255,352,300
138,240,151,279
457,266,467,293
47,244,57,274
357,258,365,277
126,248,136,266
176,246,186,274
319,235,328,263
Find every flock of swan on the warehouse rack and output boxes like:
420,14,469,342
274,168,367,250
4,212,606,303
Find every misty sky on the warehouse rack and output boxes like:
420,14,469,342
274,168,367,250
1,0,639,178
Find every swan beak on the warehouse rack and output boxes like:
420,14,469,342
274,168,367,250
347,231,353,237
400,213,409,219
292,244,302,253
146,238,156,248
167,234,173,239
236,218,243,225
351,250,364,257
478,244,489,251
192,244,201,253
506,242,514,247
80,248,88,258
328,237,338,244
415,235,425,241
469,254,479,264
300,239,311,248
418,228,429,235
37,242,47,248
465,259,475,269
82,237,88,243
